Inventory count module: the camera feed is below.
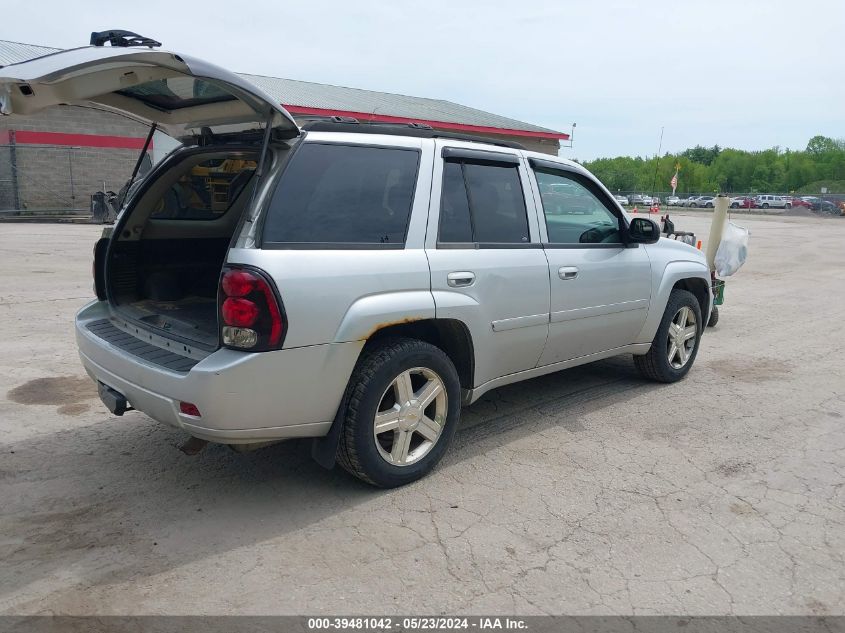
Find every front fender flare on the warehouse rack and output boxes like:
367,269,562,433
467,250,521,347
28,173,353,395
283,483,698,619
635,260,710,344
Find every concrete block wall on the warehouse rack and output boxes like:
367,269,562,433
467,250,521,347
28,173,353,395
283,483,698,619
0,105,149,210
0,144,13,209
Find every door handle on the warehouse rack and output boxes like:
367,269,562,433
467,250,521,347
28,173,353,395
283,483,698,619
447,271,476,287
558,266,579,280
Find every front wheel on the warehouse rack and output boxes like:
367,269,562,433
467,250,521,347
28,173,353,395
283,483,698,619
336,338,461,487
635,289,703,383
762,203,770,209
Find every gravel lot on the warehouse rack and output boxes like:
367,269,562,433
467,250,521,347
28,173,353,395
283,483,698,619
1,212,843,616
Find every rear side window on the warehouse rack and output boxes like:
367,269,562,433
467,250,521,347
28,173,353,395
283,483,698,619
439,160,530,244
263,143,419,247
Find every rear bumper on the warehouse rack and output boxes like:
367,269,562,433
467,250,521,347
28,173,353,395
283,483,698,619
76,301,363,444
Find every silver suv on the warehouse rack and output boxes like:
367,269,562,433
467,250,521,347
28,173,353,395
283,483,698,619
754,195,791,209
2,43,712,487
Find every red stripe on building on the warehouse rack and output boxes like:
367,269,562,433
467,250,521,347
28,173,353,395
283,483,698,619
283,106,570,140
10,130,153,150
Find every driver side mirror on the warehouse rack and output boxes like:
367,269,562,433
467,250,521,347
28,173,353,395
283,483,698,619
627,217,660,244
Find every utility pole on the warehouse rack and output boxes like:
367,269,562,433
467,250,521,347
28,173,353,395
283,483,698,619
651,126,664,197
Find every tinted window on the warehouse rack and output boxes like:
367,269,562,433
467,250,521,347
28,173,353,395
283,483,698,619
438,161,530,244
150,157,257,220
263,144,419,245
534,169,622,244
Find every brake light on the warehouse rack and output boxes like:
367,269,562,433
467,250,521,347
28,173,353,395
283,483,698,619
219,267,286,351
221,297,259,327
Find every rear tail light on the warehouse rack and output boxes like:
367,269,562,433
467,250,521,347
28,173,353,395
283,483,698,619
219,266,286,351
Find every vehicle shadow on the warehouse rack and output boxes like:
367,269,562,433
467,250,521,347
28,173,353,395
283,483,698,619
0,355,663,605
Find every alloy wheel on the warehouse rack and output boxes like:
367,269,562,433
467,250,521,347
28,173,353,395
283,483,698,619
667,306,697,369
372,367,448,466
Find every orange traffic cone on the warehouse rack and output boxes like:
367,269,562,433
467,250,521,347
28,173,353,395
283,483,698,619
632,206,638,213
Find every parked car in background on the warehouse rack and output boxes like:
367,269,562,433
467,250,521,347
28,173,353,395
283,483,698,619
689,196,715,208
614,195,629,206
789,197,812,209
730,196,756,209
666,196,681,206
801,196,820,210
642,196,653,206
800,196,830,210
754,194,791,209
819,199,844,215
629,194,645,206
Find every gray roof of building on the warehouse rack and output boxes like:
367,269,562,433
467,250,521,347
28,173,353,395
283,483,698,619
0,39,562,136
240,73,560,134
0,40,63,66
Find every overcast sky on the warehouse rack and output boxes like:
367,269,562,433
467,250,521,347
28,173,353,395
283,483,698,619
5,0,844,160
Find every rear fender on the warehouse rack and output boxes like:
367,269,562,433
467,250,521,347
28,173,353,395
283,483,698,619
333,290,436,343
314,289,435,469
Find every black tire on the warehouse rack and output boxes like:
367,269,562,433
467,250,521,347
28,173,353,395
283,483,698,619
762,203,769,209
689,203,697,208
336,338,461,488
785,203,791,209
634,289,703,383
707,305,719,327
730,203,738,208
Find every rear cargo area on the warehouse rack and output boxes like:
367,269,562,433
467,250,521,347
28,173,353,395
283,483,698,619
107,149,259,350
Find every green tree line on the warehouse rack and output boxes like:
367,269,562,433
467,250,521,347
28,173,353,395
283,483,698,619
580,135,845,195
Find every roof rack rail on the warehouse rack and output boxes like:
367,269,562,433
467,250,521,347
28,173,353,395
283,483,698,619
90,30,162,48
300,120,525,150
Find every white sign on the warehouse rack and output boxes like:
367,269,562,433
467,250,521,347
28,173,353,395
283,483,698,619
821,187,828,194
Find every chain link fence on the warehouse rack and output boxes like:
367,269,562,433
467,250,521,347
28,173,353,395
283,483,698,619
0,143,138,214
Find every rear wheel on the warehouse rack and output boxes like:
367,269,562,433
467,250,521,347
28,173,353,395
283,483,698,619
785,203,792,209
635,289,702,383
336,338,461,487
